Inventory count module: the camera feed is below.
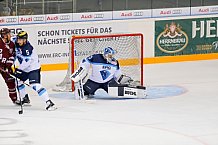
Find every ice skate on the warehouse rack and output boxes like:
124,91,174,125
46,100,57,111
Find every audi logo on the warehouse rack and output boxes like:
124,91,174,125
172,9,182,14
133,11,143,16
94,14,104,18
210,7,218,12
60,15,70,20
6,18,17,23
33,16,44,21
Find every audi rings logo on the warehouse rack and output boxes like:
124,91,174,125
210,7,218,12
172,9,182,14
60,15,71,20
6,18,17,23
133,11,143,16
33,16,44,22
94,14,104,18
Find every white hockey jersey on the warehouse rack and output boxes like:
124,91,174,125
15,41,40,72
80,54,121,83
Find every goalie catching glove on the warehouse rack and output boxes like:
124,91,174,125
115,74,141,87
116,74,133,84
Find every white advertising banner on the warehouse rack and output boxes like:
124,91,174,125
5,21,133,65
18,15,46,24
113,9,151,19
152,7,190,17
73,11,112,21
46,13,73,23
191,5,218,15
0,16,18,25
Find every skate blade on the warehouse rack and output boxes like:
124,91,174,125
46,106,58,111
23,103,32,106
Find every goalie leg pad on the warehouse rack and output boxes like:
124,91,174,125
74,81,85,100
108,86,146,98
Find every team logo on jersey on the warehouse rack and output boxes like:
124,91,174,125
100,70,111,80
102,65,111,70
156,22,188,53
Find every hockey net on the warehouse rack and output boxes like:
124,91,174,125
53,33,143,92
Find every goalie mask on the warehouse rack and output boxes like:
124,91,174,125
103,47,116,63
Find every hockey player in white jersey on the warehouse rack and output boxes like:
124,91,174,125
71,47,146,99
14,31,57,110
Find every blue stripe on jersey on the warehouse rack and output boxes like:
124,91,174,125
18,84,25,90
85,58,118,69
88,61,118,69
38,88,46,96
32,85,37,91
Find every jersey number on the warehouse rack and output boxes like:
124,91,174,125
26,50,30,56
0,49,2,59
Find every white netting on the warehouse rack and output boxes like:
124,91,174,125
53,34,143,92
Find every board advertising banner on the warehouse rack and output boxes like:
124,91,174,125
6,21,128,65
155,17,218,56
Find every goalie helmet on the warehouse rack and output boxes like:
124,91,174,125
103,47,116,63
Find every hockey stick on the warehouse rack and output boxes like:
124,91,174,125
15,77,23,114
0,67,24,114
0,67,31,87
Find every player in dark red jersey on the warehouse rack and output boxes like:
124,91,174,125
0,28,17,103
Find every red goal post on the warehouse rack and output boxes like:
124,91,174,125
71,33,144,92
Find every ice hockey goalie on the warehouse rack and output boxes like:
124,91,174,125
70,47,146,99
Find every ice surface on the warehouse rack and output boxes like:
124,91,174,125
1,60,218,145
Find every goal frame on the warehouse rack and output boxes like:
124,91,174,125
71,33,144,91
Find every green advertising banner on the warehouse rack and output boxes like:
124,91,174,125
155,17,218,56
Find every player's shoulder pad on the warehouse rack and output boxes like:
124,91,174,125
21,42,33,56
88,54,105,63
86,54,101,62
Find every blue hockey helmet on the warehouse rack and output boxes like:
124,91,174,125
103,47,116,63
104,47,115,56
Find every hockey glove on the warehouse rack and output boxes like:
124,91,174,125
5,57,15,69
0,67,4,73
14,68,24,79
